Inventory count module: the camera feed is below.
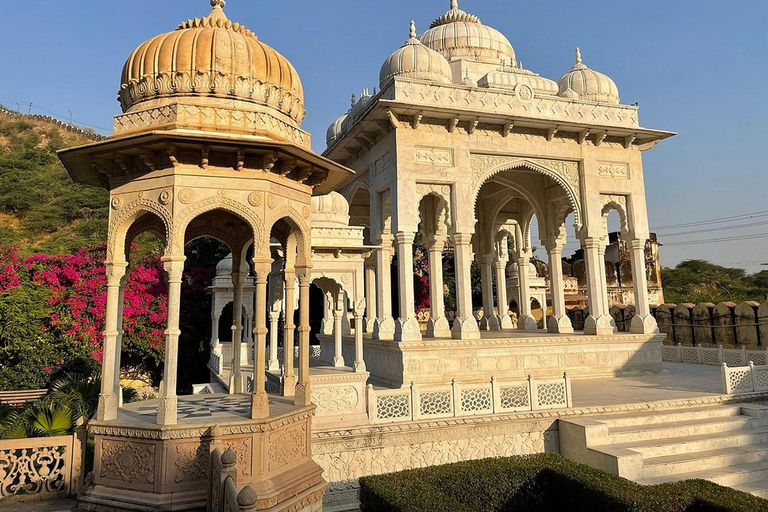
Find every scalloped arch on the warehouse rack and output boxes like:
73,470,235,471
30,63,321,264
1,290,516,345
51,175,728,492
266,206,312,266
472,157,582,228
173,196,265,257
108,199,173,262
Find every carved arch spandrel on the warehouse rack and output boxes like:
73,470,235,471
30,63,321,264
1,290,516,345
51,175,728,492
172,196,265,257
108,198,173,262
470,155,582,227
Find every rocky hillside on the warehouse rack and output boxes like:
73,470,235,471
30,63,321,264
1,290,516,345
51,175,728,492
0,108,109,255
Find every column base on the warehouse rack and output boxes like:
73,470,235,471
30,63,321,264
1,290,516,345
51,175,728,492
631,314,660,335
354,360,367,372
156,396,177,426
267,359,280,372
373,317,396,340
365,317,376,334
584,315,617,336
426,316,451,338
250,391,270,419
333,356,346,368
320,319,333,336
294,382,311,407
96,394,118,422
395,317,422,342
547,315,574,334
283,373,296,398
518,314,538,330
451,317,480,340
500,314,514,330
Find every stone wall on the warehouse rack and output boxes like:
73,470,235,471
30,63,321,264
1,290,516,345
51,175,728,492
592,301,768,348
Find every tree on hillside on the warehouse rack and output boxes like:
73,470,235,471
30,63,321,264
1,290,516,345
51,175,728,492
661,260,768,304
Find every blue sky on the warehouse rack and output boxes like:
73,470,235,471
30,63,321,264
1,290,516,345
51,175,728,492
1,1,766,273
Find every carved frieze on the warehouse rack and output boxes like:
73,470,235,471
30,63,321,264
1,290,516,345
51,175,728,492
598,162,630,179
414,147,454,167
173,443,209,484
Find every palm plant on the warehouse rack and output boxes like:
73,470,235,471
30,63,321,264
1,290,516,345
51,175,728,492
28,402,75,438
49,372,100,421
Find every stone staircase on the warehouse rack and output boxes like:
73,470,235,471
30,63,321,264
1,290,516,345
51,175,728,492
559,403,768,498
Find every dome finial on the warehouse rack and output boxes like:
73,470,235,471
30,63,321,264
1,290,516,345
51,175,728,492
451,0,459,10
575,47,582,64
410,20,417,39
211,0,226,8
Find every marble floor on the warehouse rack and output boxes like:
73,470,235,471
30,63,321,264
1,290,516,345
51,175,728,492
572,362,725,407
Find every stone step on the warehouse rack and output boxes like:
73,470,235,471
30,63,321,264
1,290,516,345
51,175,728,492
593,426,768,459
642,444,768,479
731,480,768,499
640,460,768,488
589,404,743,429
607,415,768,444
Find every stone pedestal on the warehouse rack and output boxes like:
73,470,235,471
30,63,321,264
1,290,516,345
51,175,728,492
79,395,325,512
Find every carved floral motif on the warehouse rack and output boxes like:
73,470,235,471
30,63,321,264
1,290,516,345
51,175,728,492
414,147,453,166
310,386,359,414
174,443,209,484
0,445,68,498
268,424,307,470
100,441,155,484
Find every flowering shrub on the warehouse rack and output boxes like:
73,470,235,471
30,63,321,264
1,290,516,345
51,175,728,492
0,245,168,390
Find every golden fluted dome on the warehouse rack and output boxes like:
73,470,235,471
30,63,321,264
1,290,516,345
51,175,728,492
380,21,453,88
558,48,620,104
419,0,516,65
119,0,305,126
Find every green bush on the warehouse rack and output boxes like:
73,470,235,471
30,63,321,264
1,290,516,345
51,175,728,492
359,454,768,512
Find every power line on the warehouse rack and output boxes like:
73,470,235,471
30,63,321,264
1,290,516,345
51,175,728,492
658,220,768,238
662,232,768,247
652,210,768,231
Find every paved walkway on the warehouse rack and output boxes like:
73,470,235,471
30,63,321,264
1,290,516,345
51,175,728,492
3,500,76,511
572,362,724,407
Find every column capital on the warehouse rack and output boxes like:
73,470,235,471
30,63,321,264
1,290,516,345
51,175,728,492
452,233,473,245
545,243,564,255
581,237,604,250
161,255,186,279
424,235,446,252
393,231,415,245
105,261,128,284
629,238,647,251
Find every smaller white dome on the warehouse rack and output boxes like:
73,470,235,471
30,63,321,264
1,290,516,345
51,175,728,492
508,261,538,277
312,192,350,227
215,254,249,277
479,64,559,96
326,113,348,147
380,21,452,88
558,48,620,104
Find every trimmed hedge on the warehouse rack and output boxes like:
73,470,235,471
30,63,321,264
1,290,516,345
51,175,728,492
359,454,768,512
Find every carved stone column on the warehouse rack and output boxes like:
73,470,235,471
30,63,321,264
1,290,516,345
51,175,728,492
583,238,616,335
267,302,281,372
426,237,450,338
333,297,344,367
480,256,501,330
451,233,480,340
493,257,514,329
282,271,296,396
373,235,395,340
364,258,377,333
517,255,539,330
157,255,185,426
629,239,660,334
250,260,271,420
394,231,422,342
546,244,574,334
354,300,366,372
230,267,245,394
97,261,127,422
295,268,312,406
